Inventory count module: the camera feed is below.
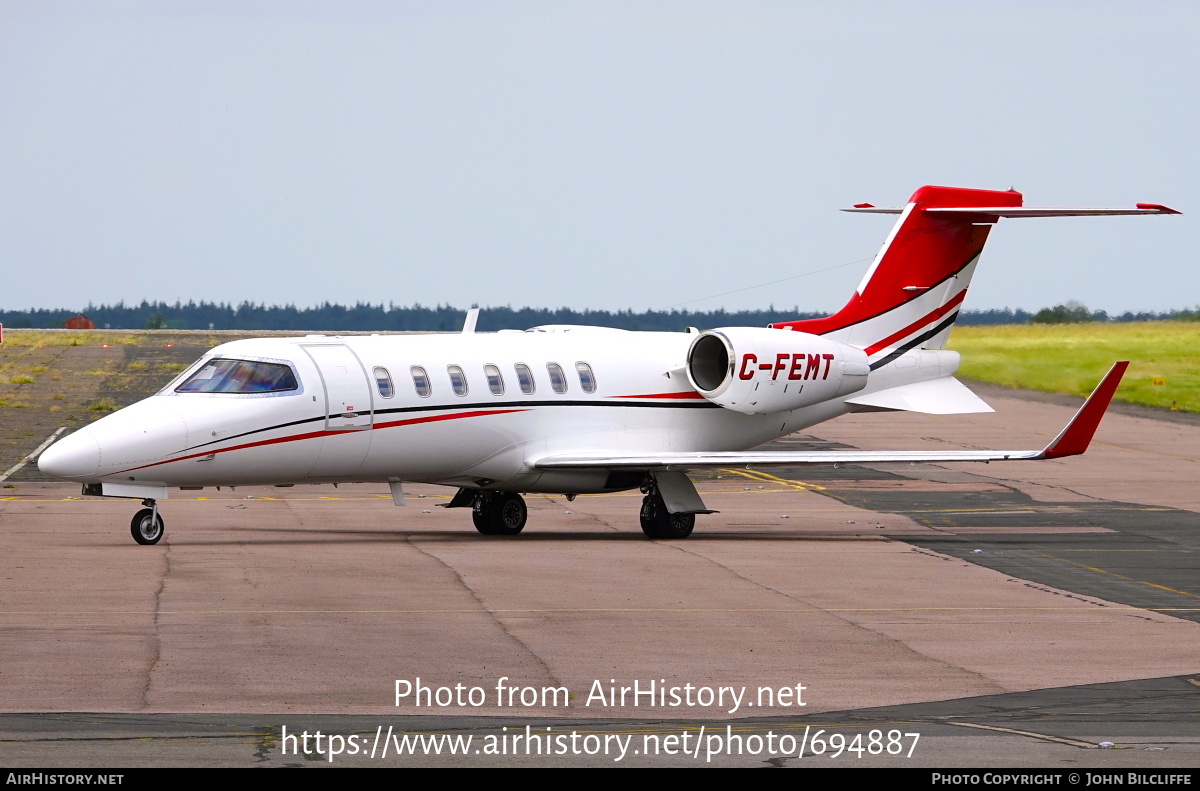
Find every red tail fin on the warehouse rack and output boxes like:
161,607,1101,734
773,186,1022,355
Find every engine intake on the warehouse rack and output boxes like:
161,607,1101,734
686,327,869,415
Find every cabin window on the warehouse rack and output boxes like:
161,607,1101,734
515,363,535,395
175,359,298,394
374,367,394,398
448,365,468,396
575,362,596,393
484,364,504,396
547,362,567,394
411,366,432,398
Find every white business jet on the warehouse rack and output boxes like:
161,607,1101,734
37,185,1178,544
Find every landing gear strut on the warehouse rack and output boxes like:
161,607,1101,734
639,485,694,539
130,499,165,545
472,492,528,536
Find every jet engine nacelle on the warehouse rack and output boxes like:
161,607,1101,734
686,327,869,415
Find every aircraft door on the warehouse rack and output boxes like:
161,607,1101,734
302,344,374,430
301,344,374,478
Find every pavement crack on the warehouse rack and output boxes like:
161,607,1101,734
139,540,171,710
997,478,1104,504
667,542,1008,694
405,536,566,694
283,498,307,528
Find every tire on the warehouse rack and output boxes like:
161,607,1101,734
490,493,528,535
472,508,498,535
472,493,527,536
130,508,164,545
640,494,694,539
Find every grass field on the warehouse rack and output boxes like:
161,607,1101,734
948,322,1200,413
0,331,228,479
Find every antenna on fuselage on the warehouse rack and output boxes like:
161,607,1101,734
462,308,480,334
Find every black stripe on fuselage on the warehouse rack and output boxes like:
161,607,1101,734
867,312,960,371
182,397,719,453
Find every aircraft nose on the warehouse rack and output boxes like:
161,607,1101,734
37,430,101,480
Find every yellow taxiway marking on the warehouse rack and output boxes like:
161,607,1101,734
720,468,825,492
897,505,1166,515
1054,548,1194,553
1090,441,1200,465
1038,552,1200,600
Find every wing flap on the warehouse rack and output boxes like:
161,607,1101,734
535,448,1044,469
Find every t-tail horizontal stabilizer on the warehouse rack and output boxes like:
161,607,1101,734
532,362,1129,470
842,205,1181,217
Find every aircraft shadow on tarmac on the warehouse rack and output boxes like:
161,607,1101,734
105,527,894,546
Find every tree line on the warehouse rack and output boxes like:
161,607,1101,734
1028,301,1200,324
0,300,1193,331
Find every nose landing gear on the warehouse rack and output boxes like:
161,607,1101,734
472,492,528,536
130,499,164,545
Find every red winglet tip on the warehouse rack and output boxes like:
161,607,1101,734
853,203,874,209
1136,203,1182,214
1042,361,1129,459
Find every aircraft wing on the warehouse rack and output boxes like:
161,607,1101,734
534,362,1128,471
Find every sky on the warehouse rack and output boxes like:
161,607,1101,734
1,1,1196,316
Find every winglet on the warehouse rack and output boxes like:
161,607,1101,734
1136,203,1182,214
1041,361,1129,459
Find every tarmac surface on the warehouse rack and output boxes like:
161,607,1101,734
1,388,1198,768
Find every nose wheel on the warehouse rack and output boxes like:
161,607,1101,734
472,492,528,536
130,500,165,545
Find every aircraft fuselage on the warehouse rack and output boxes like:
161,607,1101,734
41,327,897,495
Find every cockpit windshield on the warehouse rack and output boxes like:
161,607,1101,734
174,359,299,394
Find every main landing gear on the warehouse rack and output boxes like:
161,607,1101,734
472,492,528,536
447,480,702,538
639,485,695,540
130,499,165,545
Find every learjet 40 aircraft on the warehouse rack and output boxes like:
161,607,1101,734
37,185,1179,544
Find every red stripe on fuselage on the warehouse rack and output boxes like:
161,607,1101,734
371,409,528,431
862,289,968,356
112,408,530,475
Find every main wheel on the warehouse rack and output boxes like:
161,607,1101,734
490,492,527,535
130,508,165,545
640,494,694,539
472,493,527,536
